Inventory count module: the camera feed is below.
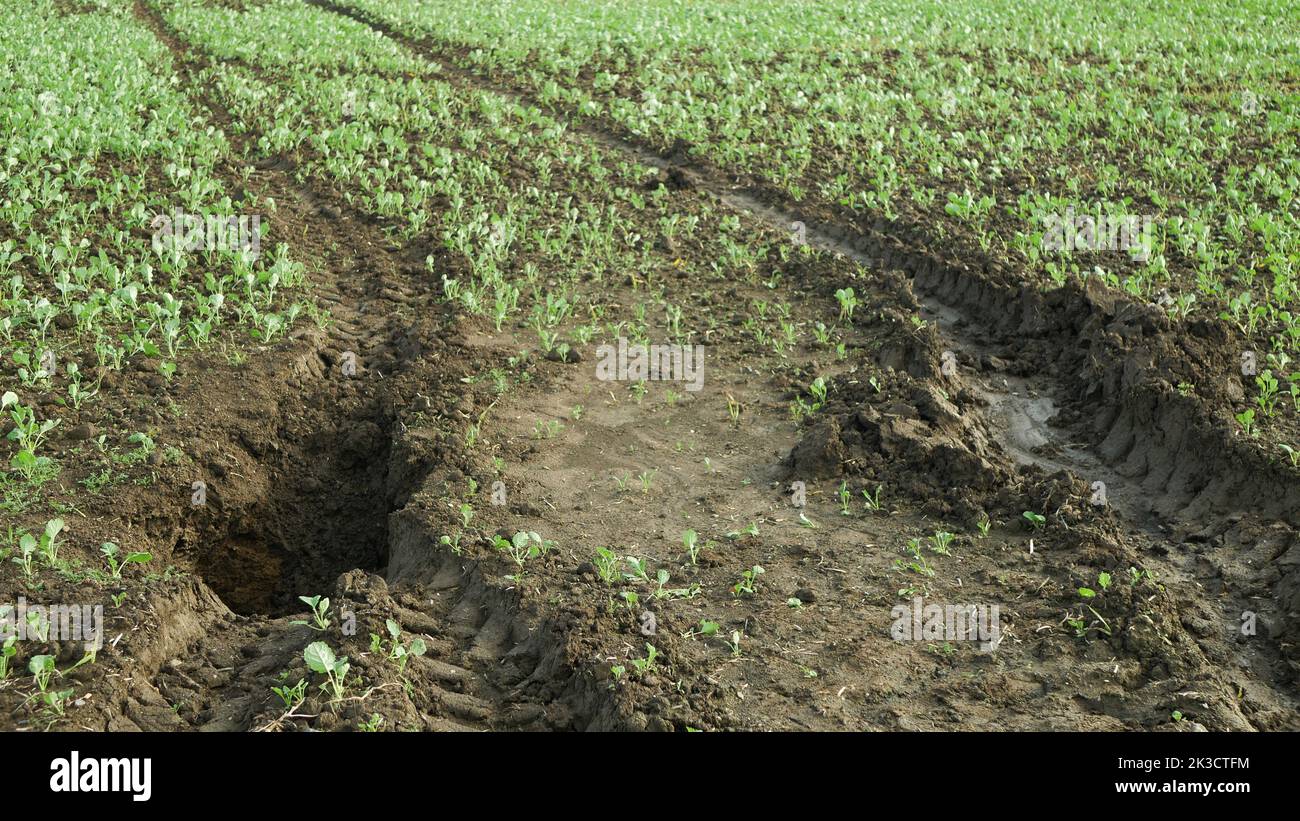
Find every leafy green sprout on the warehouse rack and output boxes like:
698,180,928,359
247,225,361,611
622,556,651,584
374,619,427,673
1022,511,1046,530
1235,408,1256,437
834,287,858,322
682,529,699,564
0,635,15,680
638,469,657,493
930,531,955,555
291,595,331,632
494,531,555,577
726,394,741,427
727,521,760,539
440,533,463,555
32,519,64,568
1279,444,1300,467
29,654,56,692
271,678,307,711
13,535,38,579
683,619,720,640
862,485,884,512
304,641,350,704
3,391,59,481
629,643,659,676
727,631,743,656
593,547,620,584
732,565,765,597
100,542,152,579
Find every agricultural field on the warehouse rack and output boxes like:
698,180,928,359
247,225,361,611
0,0,1298,737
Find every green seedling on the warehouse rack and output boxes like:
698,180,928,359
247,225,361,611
271,678,307,710
623,556,651,584
726,394,741,427
494,531,554,577
1022,511,1046,530
100,542,151,578
291,595,331,631
1279,444,1300,468
727,630,743,656
3,391,59,481
683,619,720,640
29,654,56,692
930,530,955,555
732,565,765,597
682,529,699,564
26,610,49,642
34,518,64,567
1079,571,1112,599
638,469,657,494
862,485,884,512
304,641,349,703
13,535,37,579
1236,408,1256,437
629,643,659,676
376,619,427,673
593,547,620,584
0,634,15,680
897,539,936,577
835,287,858,322
727,521,760,539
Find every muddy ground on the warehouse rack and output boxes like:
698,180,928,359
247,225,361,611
2,1,1297,732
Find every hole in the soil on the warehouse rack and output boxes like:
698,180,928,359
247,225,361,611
196,532,288,615
188,517,389,617
176,405,407,616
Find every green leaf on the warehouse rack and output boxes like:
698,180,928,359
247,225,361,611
304,641,335,674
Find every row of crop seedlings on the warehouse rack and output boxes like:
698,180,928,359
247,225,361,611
153,0,784,364
338,0,1300,388
2,1,307,497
